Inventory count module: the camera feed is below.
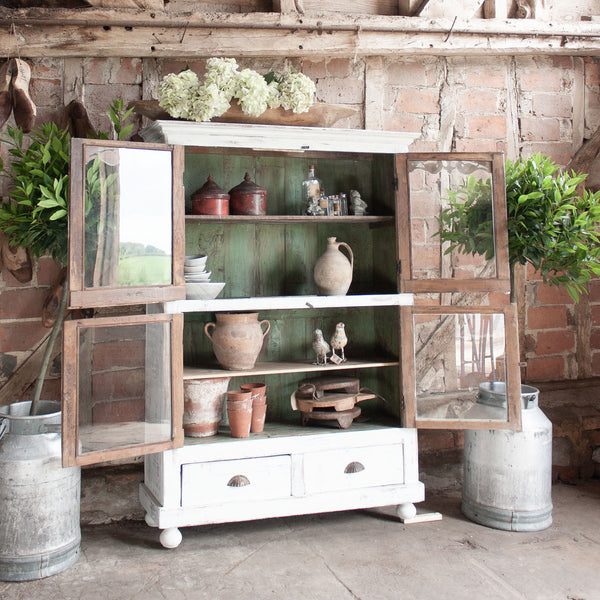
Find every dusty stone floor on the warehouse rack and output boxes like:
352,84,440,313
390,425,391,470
1,479,599,600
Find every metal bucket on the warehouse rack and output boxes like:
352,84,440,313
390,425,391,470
462,384,553,532
0,401,81,581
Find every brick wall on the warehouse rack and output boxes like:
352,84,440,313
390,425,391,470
1,54,599,464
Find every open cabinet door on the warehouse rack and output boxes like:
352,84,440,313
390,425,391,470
68,139,185,309
397,152,522,430
62,313,183,467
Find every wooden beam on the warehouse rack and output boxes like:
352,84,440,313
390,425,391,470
86,0,164,8
1,9,600,57
418,0,485,18
483,0,508,19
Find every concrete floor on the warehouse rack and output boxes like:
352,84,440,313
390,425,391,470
1,479,599,600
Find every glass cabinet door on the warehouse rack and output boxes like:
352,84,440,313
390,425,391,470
62,313,183,467
396,153,510,294
68,139,185,309
398,152,522,430
400,304,522,430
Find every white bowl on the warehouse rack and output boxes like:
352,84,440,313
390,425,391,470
184,265,208,274
184,255,208,268
185,282,226,300
185,271,211,282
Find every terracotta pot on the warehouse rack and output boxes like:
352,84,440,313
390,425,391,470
250,402,267,433
226,390,252,411
183,377,230,437
204,313,271,370
313,236,354,296
240,382,267,405
227,404,252,438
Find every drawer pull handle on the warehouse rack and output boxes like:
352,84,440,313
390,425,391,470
227,475,251,487
344,461,365,474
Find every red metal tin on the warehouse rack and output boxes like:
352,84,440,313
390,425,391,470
229,172,267,216
191,175,230,215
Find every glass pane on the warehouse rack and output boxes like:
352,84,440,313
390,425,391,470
408,159,496,281
76,320,173,455
413,311,509,422
83,146,173,289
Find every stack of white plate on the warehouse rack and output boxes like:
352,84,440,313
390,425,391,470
184,255,226,299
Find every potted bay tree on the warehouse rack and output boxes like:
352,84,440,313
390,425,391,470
437,152,600,532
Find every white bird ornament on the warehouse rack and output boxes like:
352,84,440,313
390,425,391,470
312,328,330,365
330,322,348,362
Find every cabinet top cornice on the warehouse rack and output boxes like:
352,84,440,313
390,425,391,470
141,121,420,153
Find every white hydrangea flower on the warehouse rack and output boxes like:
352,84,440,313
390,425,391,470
204,57,239,98
266,81,281,110
278,71,316,114
157,70,200,119
234,68,270,117
188,83,231,122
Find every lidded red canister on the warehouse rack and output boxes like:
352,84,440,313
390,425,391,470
191,175,230,215
229,172,267,216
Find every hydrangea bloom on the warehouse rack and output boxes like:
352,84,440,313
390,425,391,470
157,59,316,121
188,83,231,122
158,70,200,119
204,57,239,98
234,69,270,117
278,72,316,114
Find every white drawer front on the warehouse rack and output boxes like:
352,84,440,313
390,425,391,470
181,455,292,507
303,444,405,494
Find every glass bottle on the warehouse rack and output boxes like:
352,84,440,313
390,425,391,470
302,164,322,215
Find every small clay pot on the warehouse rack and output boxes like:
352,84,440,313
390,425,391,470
191,175,230,215
229,172,266,216
241,382,267,406
250,402,267,434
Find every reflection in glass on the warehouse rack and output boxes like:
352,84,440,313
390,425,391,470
408,159,496,281
414,312,508,422
77,321,172,454
83,147,173,289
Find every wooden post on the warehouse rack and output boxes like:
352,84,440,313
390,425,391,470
483,0,508,18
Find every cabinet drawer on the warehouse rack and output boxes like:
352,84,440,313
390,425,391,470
303,444,405,494
181,455,292,507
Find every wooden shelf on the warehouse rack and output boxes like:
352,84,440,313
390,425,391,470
184,214,394,224
183,358,399,379
165,293,413,314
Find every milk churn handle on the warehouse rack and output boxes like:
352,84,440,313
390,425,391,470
338,242,354,270
0,417,7,440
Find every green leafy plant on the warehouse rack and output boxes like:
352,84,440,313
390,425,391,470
0,99,135,414
437,153,600,301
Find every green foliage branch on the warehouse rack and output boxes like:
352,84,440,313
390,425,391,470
437,153,600,301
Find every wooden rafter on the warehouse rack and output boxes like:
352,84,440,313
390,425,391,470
1,9,600,57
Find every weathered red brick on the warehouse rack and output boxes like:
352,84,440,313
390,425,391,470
0,321,48,352
301,60,327,79
418,430,456,452
531,93,573,118
383,113,424,135
517,63,567,93
464,64,507,89
92,368,145,401
520,116,561,141
92,340,146,371
526,355,566,381
527,305,568,330
0,289,49,320
535,282,575,305
535,330,575,355
317,78,363,105
386,59,437,87
83,57,142,85
395,89,439,114
465,115,506,139
456,88,503,114
21,378,61,403
326,59,352,78
37,258,63,286
454,139,505,153
520,141,573,167
92,397,145,424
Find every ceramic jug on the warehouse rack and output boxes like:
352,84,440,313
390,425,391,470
313,237,354,295
204,312,270,370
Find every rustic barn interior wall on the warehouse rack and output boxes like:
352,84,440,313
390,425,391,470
1,10,600,484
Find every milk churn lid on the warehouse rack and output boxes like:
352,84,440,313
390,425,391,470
192,175,230,199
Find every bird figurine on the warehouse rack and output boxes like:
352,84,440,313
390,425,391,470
330,322,348,362
312,328,330,365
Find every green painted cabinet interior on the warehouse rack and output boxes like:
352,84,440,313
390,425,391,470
182,149,402,424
